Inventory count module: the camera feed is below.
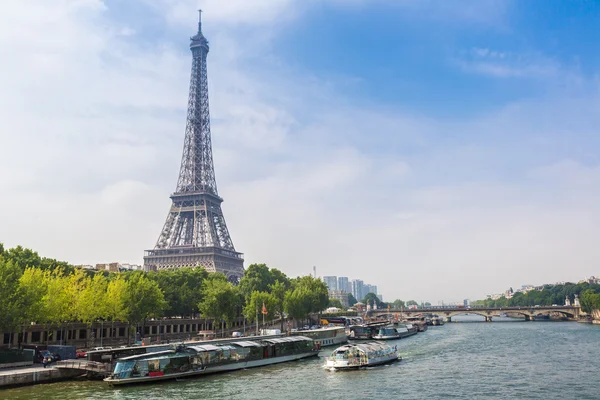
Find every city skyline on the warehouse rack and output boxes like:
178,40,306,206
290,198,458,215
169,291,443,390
2,1,600,302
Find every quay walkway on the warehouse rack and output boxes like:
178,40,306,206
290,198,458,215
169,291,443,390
0,364,85,388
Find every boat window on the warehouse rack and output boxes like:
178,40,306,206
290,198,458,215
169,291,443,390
147,359,159,373
235,347,250,360
133,360,149,377
165,356,191,374
113,361,136,379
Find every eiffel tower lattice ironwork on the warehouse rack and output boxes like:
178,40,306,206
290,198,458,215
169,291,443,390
144,11,244,282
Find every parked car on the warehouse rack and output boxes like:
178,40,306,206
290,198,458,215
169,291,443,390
232,331,243,338
76,350,87,358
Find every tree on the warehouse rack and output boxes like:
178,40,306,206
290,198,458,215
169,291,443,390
580,289,600,314
0,256,23,346
406,300,418,306
238,264,289,302
105,276,129,322
124,272,166,325
392,299,405,309
198,274,239,337
283,276,329,323
347,293,358,306
151,267,208,317
362,293,383,307
328,298,343,309
78,273,108,326
18,267,49,326
239,264,273,300
244,291,278,326
269,280,287,331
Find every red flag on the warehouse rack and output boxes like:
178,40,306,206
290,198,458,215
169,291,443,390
261,302,268,315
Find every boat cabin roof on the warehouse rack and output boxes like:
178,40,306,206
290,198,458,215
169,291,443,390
118,349,175,361
334,342,392,354
262,336,311,344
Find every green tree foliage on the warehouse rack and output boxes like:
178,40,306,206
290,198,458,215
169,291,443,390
0,256,23,335
347,293,358,306
18,267,49,325
3,245,73,274
78,273,108,325
283,275,329,320
580,289,600,314
198,274,239,331
238,264,290,301
406,300,418,307
1,244,379,336
151,267,208,317
123,272,167,325
105,276,129,324
328,298,344,309
243,291,278,323
392,299,405,309
475,282,600,308
361,292,383,307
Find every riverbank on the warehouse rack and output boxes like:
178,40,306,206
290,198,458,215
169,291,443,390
0,365,84,389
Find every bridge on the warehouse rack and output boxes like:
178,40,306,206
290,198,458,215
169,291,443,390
369,305,581,322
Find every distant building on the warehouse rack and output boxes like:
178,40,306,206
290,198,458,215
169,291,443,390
323,276,338,291
352,279,364,301
94,262,143,273
328,290,349,308
75,264,96,271
365,285,378,295
463,299,470,307
337,277,349,293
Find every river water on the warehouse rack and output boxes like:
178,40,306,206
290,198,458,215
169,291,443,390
2,316,600,400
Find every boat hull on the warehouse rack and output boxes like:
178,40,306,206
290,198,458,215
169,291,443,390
105,351,318,386
326,355,400,370
372,335,400,340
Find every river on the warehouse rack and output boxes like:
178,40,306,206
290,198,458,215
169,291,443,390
2,316,599,400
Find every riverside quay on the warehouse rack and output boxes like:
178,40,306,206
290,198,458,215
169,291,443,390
1,318,248,348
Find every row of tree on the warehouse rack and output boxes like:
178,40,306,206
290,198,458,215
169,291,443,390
0,245,330,340
472,282,600,313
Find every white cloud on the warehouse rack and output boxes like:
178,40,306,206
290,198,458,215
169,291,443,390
2,0,600,305
455,47,560,78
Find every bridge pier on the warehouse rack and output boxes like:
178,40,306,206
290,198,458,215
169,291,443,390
446,316,452,323
525,315,534,321
485,316,492,322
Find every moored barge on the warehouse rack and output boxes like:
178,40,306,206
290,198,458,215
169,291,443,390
104,336,317,386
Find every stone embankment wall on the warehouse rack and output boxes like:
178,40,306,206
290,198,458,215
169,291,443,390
0,367,82,388
591,309,600,324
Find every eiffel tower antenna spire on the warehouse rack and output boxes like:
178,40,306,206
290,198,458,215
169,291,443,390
144,12,244,282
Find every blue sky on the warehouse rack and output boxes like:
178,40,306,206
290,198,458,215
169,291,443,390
2,0,600,303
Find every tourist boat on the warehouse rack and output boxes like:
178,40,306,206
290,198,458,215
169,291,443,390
104,336,317,386
431,316,445,326
290,326,347,348
347,322,388,340
395,323,418,337
372,326,400,340
325,342,400,370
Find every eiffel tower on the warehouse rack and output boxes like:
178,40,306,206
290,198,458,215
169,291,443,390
144,11,244,282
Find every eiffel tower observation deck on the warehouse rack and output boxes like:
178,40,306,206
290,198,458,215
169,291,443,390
144,11,244,282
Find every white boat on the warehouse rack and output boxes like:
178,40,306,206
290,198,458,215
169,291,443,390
325,342,400,370
291,326,347,348
104,336,318,386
